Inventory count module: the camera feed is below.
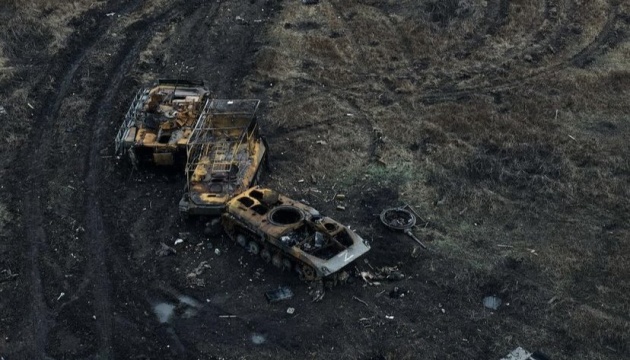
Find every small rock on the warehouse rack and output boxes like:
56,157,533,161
286,307,295,314
214,248,221,256
336,205,345,211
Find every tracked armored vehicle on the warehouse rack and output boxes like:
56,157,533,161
114,80,209,166
221,187,371,281
179,99,267,217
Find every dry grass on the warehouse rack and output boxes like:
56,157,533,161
0,1,104,62
250,0,630,358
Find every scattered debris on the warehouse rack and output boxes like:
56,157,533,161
336,205,346,211
0,105,6,115
0,269,18,282
106,12,116,17
310,280,325,302
380,206,427,249
57,292,65,301
335,194,346,200
483,296,502,310
189,261,210,277
315,140,327,145
352,295,369,306
251,333,266,345
27,103,35,110
265,286,294,303
156,242,176,256
286,307,295,314
385,315,394,320
219,314,237,319
214,248,221,256
389,286,409,299
186,261,209,287
359,266,405,286
174,238,184,245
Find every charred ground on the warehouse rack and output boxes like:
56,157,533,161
0,0,629,359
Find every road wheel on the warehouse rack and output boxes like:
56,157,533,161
272,253,283,269
282,258,292,272
260,249,271,263
300,264,317,281
248,241,260,255
236,234,247,247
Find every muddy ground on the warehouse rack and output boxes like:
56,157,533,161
0,0,629,359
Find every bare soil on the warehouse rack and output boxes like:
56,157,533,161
0,0,629,359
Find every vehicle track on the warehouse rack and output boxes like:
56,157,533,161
6,0,203,357
277,0,626,138
72,2,214,357
81,0,281,357
10,1,146,357
418,2,625,104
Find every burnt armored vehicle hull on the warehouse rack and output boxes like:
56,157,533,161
221,187,371,280
115,80,209,166
179,99,267,217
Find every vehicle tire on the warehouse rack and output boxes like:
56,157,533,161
248,241,260,255
260,249,271,263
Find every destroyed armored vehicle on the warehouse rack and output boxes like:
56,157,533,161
221,187,371,281
179,99,267,217
114,80,209,166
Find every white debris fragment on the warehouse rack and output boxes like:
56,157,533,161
106,12,116,17
174,239,184,245
0,106,6,115
57,292,65,300
286,307,295,314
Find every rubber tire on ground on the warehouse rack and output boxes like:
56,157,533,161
248,241,260,255
260,249,271,263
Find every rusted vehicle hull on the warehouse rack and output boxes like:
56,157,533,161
114,79,209,166
179,99,266,217
221,187,371,280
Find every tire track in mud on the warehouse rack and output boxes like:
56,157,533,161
419,1,626,103
419,2,626,104
12,0,146,357
273,1,626,137
77,3,213,356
